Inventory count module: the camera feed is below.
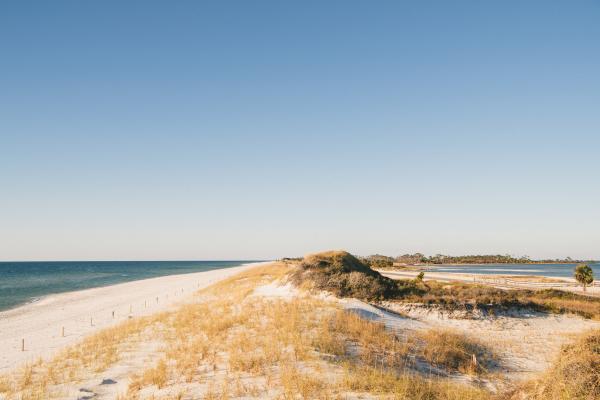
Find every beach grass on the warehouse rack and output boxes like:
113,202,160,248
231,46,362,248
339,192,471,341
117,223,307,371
3,255,596,399
503,329,600,399
0,261,494,399
120,262,492,399
416,329,496,375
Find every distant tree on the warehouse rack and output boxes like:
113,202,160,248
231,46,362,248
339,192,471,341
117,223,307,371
394,253,581,265
363,255,393,269
416,272,425,282
574,264,594,292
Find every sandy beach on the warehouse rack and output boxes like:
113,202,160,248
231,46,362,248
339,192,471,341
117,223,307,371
0,262,266,373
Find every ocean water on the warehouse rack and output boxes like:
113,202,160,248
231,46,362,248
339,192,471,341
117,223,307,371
0,260,260,312
429,263,600,279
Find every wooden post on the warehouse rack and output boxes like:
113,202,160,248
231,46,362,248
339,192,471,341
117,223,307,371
112,311,115,318
144,300,147,308
156,297,158,303
62,326,65,337
21,338,25,352
90,317,93,326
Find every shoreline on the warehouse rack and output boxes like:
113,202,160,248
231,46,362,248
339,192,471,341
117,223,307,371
378,268,600,296
394,262,599,279
0,260,268,313
0,261,269,373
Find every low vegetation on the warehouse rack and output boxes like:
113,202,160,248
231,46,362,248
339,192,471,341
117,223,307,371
0,313,164,399
505,329,600,399
290,250,407,300
416,329,495,375
0,254,596,399
394,253,588,265
292,251,600,320
0,262,492,399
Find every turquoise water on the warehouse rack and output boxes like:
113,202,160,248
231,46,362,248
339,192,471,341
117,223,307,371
0,260,260,312
429,263,600,279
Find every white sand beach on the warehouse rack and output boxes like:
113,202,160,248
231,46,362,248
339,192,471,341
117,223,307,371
0,262,267,373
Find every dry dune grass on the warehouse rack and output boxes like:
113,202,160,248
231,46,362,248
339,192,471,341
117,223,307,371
0,311,167,399
416,330,495,375
528,291,600,320
0,261,508,399
314,309,411,368
121,263,491,399
504,329,600,400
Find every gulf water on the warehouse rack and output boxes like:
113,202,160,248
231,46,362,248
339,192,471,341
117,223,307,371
429,262,600,278
0,260,259,312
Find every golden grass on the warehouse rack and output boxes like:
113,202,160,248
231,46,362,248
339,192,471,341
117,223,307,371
0,375,11,393
505,329,600,400
340,365,489,400
314,309,411,369
130,359,169,390
0,309,167,399
0,261,492,399
529,294,600,320
123,262,488,398
416,329,494,375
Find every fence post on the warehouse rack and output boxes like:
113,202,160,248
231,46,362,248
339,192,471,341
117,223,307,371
471,354,477,371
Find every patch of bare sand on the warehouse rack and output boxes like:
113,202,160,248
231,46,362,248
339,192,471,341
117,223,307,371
381,302,600,382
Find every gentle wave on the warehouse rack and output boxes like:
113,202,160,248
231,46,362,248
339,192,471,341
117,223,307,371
0,260,264,312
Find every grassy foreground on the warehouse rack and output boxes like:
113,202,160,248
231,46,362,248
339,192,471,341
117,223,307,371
1,253,598,399
503,329,600,400
0,262,489,400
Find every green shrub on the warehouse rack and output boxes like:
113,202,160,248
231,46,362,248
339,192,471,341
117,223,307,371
291,251,420,301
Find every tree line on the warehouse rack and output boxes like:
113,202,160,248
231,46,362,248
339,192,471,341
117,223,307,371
364,253,590,266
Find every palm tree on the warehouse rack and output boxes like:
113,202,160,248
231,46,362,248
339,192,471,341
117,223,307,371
574,264,594,292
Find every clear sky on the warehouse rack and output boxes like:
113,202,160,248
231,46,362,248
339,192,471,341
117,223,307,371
1,1,599,261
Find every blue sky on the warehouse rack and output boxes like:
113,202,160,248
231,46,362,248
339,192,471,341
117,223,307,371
1,1,599,260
